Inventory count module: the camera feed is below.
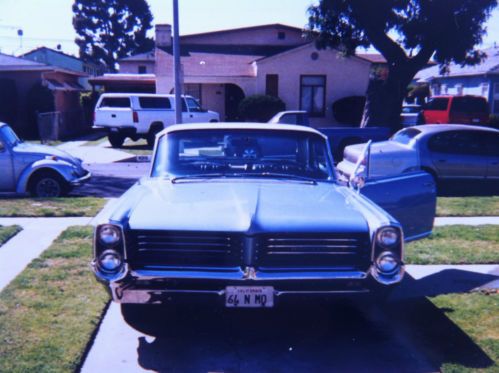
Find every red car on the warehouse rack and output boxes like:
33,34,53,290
422,95,489,125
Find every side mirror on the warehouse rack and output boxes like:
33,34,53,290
348,140,371,191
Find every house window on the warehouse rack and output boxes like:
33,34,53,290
278,31,286,40
184,84,202,103
266,74,279,97
138,65,147,74
431,83,441,96
300,75,326,117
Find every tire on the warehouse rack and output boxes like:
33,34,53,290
108,133,125,148
147,124,163,148
29,170,68,198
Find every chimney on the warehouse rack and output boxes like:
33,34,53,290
155,24,172,48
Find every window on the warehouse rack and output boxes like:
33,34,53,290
300,75,326,117
425,97,449,111
99,97,131,108
391,128,421,145
450,96,488,113
456,84,463,96
428,131,486,156
277,31,286,40
185,97,203,112
184,84,202,102
138,97,171,109
265,74,279,97
138,65,147,74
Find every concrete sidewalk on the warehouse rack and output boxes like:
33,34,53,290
0,217,91,292
56,139,134,164
435,216,499,226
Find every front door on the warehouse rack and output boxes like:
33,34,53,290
0,140,14,191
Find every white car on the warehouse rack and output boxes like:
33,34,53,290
93,93,220,147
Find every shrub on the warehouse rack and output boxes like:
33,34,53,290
332,96,366,125
26,82,55,138
238,94,286,122
80,91,100,125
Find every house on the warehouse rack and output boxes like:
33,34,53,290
416,46,499,115
0,52,88,138
91,24,375,127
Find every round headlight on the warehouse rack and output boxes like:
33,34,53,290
98,251,122,272
376,227,400,248
99,225,121,246
376,252,400,274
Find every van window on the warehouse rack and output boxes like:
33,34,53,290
425,98,449,111
99,97,130,108
450,96,488,113
139,97,172,109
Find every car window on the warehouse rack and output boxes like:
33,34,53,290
152,129,334,181
428,131,487,155
0,125,20,147
139,97,171,109
99,97,131,108
391,128,421,145
450,96,489,113
186,97,203,112
425,98,449,111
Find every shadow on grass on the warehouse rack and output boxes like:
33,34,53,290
438,180,499,197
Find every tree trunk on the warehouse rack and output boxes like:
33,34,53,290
361,68,414,135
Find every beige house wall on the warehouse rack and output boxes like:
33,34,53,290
119,60,156,74
256,44,371,126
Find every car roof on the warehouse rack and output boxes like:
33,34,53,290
159,122,326,138
408,124,499,136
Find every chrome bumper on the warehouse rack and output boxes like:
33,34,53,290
70,171,91,186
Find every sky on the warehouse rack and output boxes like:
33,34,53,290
0,0,498,57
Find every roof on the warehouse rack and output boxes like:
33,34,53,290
357,53,387,64
416,47,499,82
20,47,83,64
410,124,499,135
180,23,304,41
161,122,325,138
119,51,155,62
0,52,49,70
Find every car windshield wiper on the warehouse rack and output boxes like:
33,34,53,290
170,172,319,184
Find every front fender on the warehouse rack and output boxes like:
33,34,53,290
16,159,75,193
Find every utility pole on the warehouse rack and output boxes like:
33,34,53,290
173,0,182,124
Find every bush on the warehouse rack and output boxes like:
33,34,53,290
80,91,100,125
26,82,55,138
332,96,366,125
238,94,286,122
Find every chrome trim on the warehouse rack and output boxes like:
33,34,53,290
69,171,91,185
92,260,129,282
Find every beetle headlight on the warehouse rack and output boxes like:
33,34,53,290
98,224,121,246
376,227,400,248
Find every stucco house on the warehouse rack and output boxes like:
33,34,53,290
416,46,499,115
92,24,375,127
0,52,88,138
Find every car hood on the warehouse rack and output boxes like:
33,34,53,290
112,180,370,234
13,142,80,164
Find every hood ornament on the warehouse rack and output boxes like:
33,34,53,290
243,266,257,280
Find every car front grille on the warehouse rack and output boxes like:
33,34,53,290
256,233,371,270
127,230,244,269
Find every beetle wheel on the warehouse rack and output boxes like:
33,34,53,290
30,171,67,198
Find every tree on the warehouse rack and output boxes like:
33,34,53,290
308,0,497,133
72,0,154,72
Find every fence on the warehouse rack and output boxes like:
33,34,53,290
37,110,85,142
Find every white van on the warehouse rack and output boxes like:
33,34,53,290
93,93,220,147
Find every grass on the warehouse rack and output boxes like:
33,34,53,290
0,226,109,373
0,197,107,217
0,225,22,247
406,225,499,264
437,197,499,217
430,293,499,372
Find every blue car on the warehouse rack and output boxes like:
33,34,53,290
92,123,436,308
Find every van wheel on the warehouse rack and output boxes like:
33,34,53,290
108,133,125,148
29,170,68,198
147,124,163,147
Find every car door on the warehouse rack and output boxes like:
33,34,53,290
485,132,499,179
349,143,436,241
427,130,487,179
0,139,15,191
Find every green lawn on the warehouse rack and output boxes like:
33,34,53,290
0,225,22,247
437,197,499,217
430,293,499,372
0,197,107,217
0,226,109,373
406,225,499,264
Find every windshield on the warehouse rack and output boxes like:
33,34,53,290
0,125,21,147
152,129,335,181
391,128,421,145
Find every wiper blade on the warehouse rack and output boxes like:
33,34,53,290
247,172,318,184
170,172,319,185
171,173,234,183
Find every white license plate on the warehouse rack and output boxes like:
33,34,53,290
225,286,274,308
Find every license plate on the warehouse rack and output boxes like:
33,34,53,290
225,286,274,308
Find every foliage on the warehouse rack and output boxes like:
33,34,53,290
332,96,365,125
26,82,55,138
72,0,154,71
238,94,286,122
0,225,22,247
307,0,497,133
0,79,18,124
80,91,100,125
405,225,499,264
0,226,109,372
437,196,499,217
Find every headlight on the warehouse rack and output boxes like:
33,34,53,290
99,225,121,246
376,227,400,248
98,250,122,272
376,252,400,274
